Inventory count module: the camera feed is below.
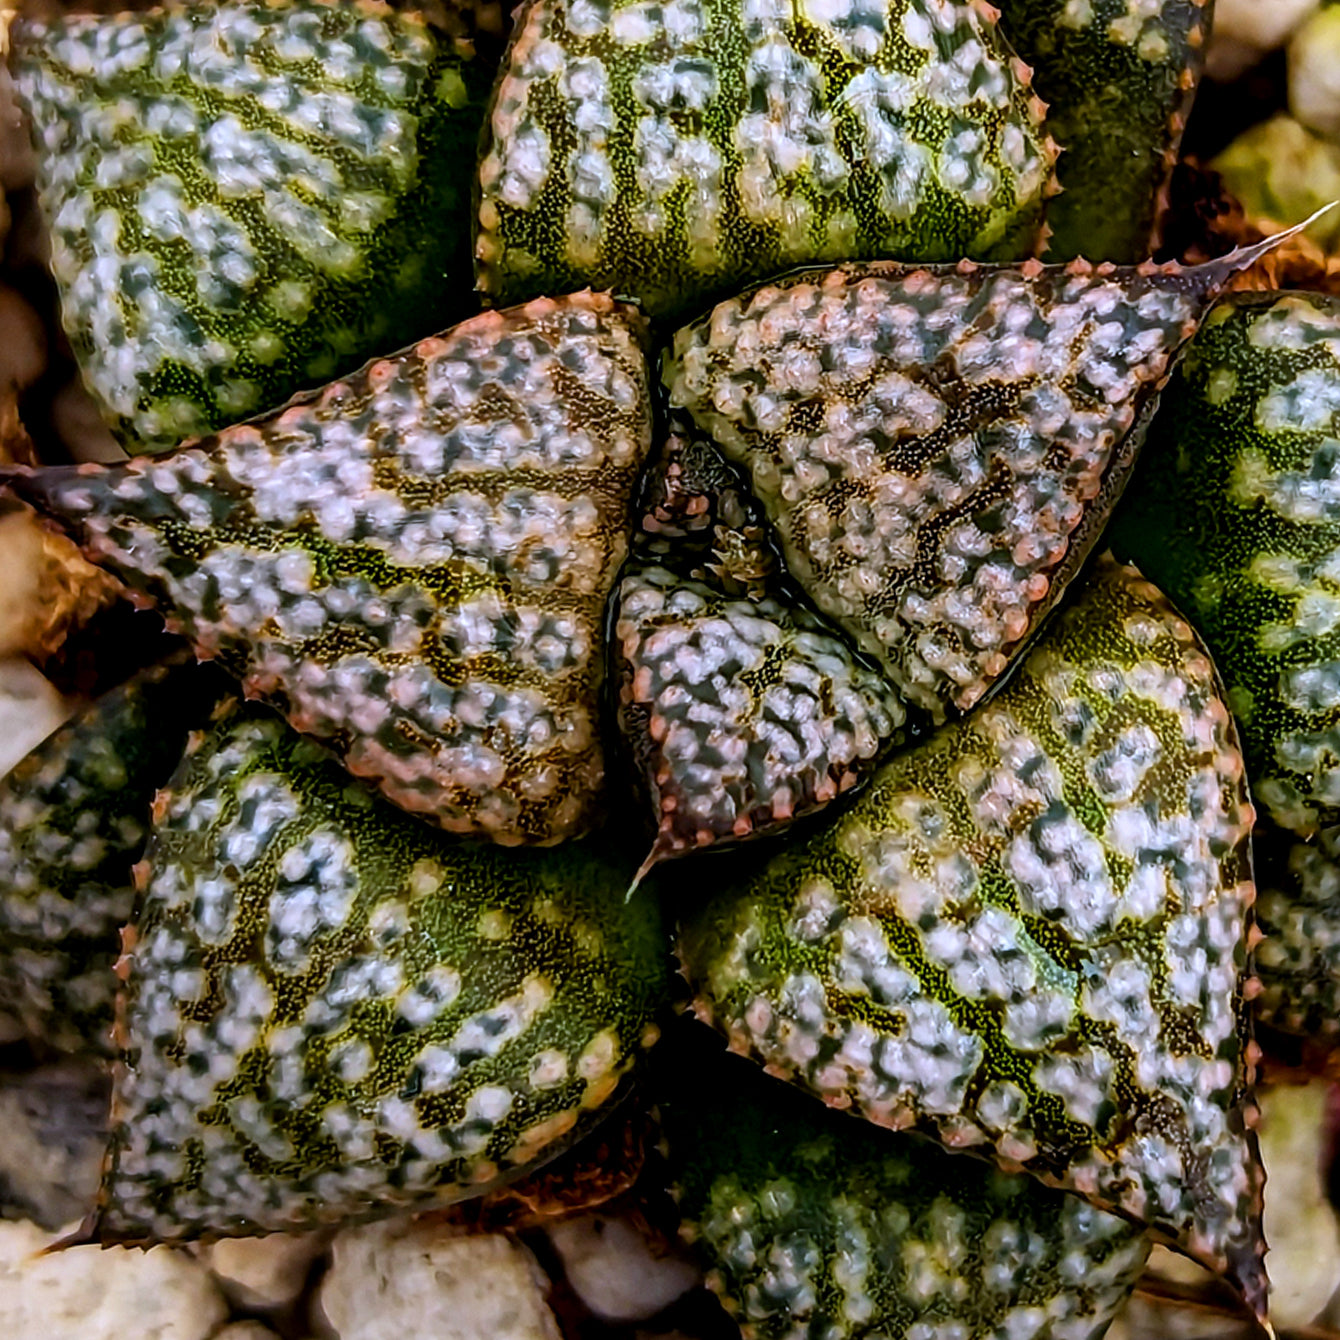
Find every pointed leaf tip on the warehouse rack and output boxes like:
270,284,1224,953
678,557,1264,1317
1198,202,1340,291
0,298,657,845
667,260,1215,724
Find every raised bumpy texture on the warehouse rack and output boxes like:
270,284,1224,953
1254,827,1340,1040
14,0,490,455
475,0,1054,319
0,658,219,1055
9,294,653,846
1111,291,1340,1044
680,556,1265,1317
616,565,905,865
667,260,1215,723
616,422,908,866
663,1038,1151,1340
1112,292,1340,840
996,0,1211,263
92,700,667,1244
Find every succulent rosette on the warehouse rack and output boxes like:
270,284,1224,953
0,0,1319,1334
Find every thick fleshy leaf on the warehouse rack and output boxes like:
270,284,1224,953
615,423,908,867
14,0,491,455
661,1033,1151,1340
615,565,906,866
5,294,654,846
996,0,1212,263
89,700,667,1244
678,556,1266,1319
665,252,1270,725
1254,826,1340,1041
474,0,1055,320
1110,291,1340,841
0,658,221,1055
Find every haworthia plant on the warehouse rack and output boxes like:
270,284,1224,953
1110,291,1340,841
661,1033,1151,1340
474,0,1056,320
678,556,1266,1319
86,700,667,1244
5,294,654,846
0,657,221,1055
665,249,1276,726
13,0,492,455
616,424,908,868
996,0,1213,263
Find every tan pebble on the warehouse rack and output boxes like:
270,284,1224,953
547,1214,700,1323
317,1218,560,1340
0,1218,228,1339
1213,0,1319,51
1258,1079,1340,1330
1290,5,1340,139
206,1231,329,1312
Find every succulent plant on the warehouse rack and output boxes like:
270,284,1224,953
1111,291,1340,840
616,424,911,869
84,697,667,1243
0,1,1310,1333
664,248,1281,726
1253,825,1340,1039
1110,290,1340,1051
13,0,492,455
996,0,1212,263
661,1033,1152,1340
679,556,1266,1318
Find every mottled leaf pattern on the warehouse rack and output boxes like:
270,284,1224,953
1110,291,1340,1047
679,557,1265,1318
1111,292,1340,840
997,0,1211,262
92,699,667,1244
1254,826,1340,1040
475,0,1055,319
662,1033,1151,1340
0,658,221,1055
8,294,654,846
615,424,908,867
666,258,1231,724
15,0,491,454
